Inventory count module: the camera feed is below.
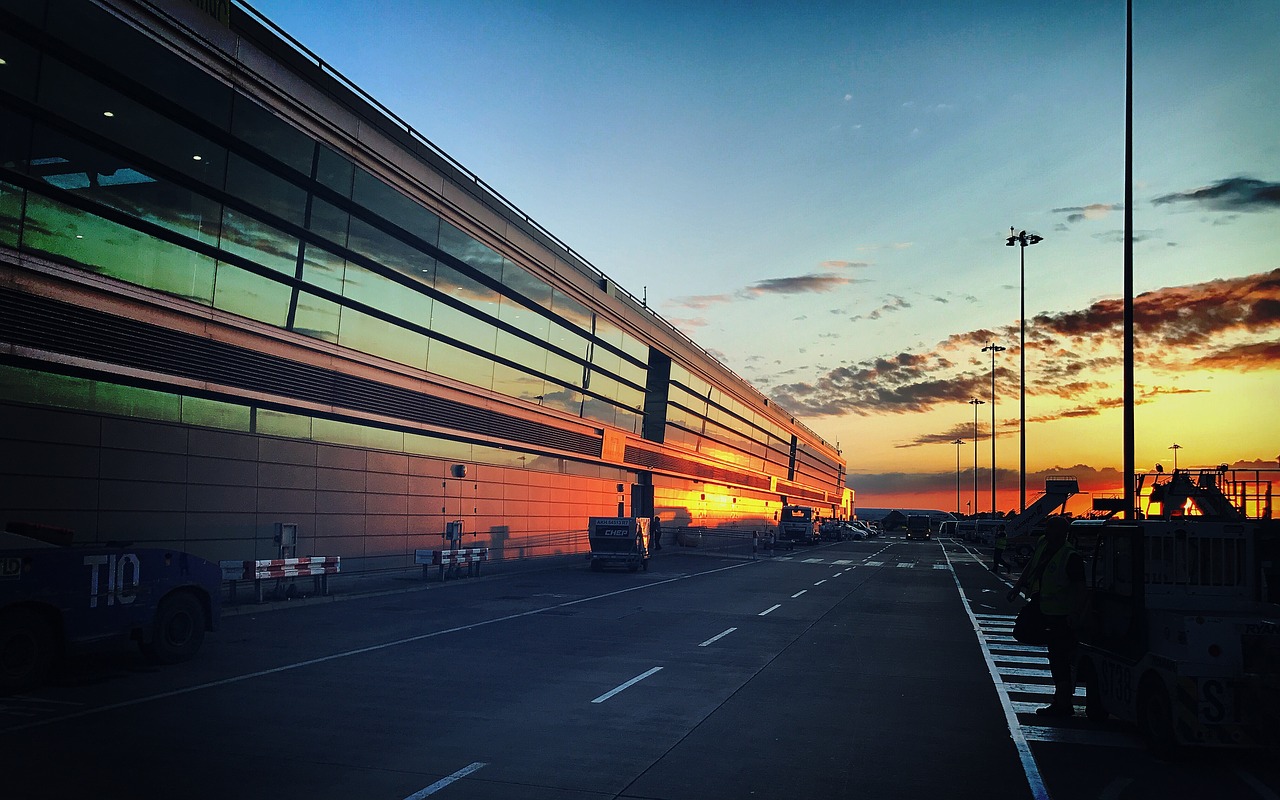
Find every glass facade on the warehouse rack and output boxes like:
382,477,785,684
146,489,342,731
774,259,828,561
0,0,846,565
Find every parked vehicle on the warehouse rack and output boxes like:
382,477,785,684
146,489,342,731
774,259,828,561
1077,518,1279,750
905,514,932,541
778,505,819,547
1,526,222,693
587,517,650,572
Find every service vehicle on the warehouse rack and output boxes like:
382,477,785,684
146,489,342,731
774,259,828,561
905,514,932,541
1076,494,1279,749
0,525,222,693
777,505,818,548
586,516,650,572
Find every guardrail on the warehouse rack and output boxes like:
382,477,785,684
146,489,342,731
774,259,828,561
415,548,488,581
221,557,341,603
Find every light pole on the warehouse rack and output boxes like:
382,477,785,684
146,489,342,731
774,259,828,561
1169,443,1182,472
1006,227,1042,514
952,438,965,515
969,398,984,516
982,343,1005,516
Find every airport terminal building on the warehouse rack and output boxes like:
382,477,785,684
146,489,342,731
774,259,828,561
0,0,848,572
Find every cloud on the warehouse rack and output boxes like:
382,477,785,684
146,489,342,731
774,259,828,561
768,270,1280,418
1152,176,1280,212
1052,203,1121,224
665,263,867,310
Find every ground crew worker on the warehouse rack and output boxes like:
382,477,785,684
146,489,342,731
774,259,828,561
752,531,759,560
651,516,662,551
991,526,1011,574
1008,516,1085,717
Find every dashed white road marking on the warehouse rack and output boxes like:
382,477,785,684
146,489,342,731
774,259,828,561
759,604,782,616
698,628,737,647
592,667,663,704
791,590,807,598
404,762,488,798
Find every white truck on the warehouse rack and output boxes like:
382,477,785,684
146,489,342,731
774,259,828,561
1076,517,1279,749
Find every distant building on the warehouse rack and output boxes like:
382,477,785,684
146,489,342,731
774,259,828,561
0,0,846,573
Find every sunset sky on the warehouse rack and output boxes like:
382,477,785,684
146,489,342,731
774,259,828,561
251,0,1280,514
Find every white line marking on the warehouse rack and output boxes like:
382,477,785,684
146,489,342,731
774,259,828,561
404,762,488,798
3,561,752,734
814,579,827,586
865,561,885,566
592,666,663,704
802,558,824,563
833,560,854,565
932,564,950,570
830,572,842,578
699,628,737,647
1023,725,1140,749
791,590,807,598
943,548,1051,800
896,562,914,568
759,604,782,616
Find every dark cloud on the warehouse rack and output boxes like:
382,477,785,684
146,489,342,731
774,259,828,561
769,270,1280,419
666,270,862,311
1152,177,1280,212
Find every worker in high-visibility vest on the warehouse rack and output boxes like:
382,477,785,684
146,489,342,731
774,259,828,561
991,526,1011,574
1008,516,1086,717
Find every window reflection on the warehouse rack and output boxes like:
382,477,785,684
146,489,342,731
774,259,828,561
337,306,428,369
225,152,307,228
293,290,341,343
219,207,300,277
427,337,493,389
353,167,441,245
492,362,545,403
213,262,291,327
23,192,215,304
29,125,222,248
316,145,354,198
438,220,503,281
0,178,23,247
307,197,350,249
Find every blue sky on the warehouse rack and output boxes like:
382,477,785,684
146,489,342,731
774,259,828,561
248,0,1280,506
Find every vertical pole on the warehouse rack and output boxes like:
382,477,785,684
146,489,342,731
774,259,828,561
1019,244,1026,514
991,351,998,516
1123,0,1136,519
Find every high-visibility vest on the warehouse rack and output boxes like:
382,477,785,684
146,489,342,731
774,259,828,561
1027,539,1078,615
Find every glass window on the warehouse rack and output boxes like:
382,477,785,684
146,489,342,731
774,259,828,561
292,290,341,343
433,260,499,319
501,260,552,307
551,288,592,334
540,384,583,417
348,217,436,290
594,316,623,349
300,242,346,295
29,125,222,248
430,300,496,354
96,383,181,422
22,192,215,304
341,261,430,324
497,294,549,339
224,152,307,228
337,306,428,369
438,220,502,281
492,362,544,403
307,197,350,249
543,349,583,387
48,1,232,129
35,58,228,186
0,30,40,102
230,92,314,176
212,262,292,327
620,331,648,363
219,207,299,277
0,177,23,247
313,417,403,451
427,337,493,389
181,395,251,432
581,396,617,428
257,408,313,439
494,329,548,376
316,145,354,197
353,167,440,245
548,320,589,361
